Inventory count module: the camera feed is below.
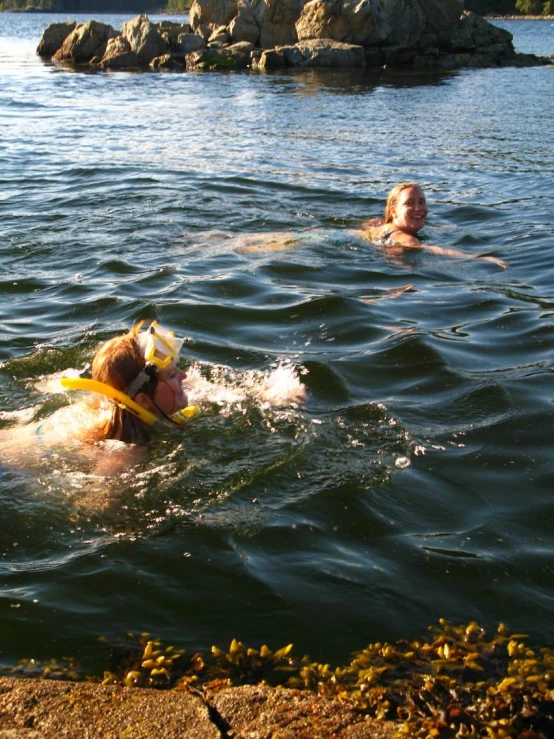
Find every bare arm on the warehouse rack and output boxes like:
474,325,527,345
421,244,507,269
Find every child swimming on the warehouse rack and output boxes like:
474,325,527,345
362,183,507,268
0,320,307,470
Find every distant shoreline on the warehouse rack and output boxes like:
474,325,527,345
0,7,187,13
485,14,554,19
0,8,552,18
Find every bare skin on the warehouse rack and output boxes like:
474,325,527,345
362,186,507,269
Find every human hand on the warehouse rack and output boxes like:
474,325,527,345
480,255,508,269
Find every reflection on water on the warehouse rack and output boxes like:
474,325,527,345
0,15,554,674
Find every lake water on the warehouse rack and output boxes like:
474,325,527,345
0,13,553,676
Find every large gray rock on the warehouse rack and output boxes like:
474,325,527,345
189,0,239,31
449,11,513,52
381,0,462,47
228,2,261,45
258,0,307,48
52,21,117,63
121,14,167,64
281,38,367,66
418,0,463,33
176,32,207,54
150,54,182,69
0,676,221,739
36,5,552,73
98,36,140,69
208,24,231,43
186,40,254,69
36,20,77,58
209,684,395,738
193,0,306,49
156,20,193,51
381,0,426,47
252,46,287,67
295,0,390,46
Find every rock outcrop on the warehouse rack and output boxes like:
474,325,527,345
36,7,552,72
51,20,118,64
0,676,395,739
36,20,77,58
295,0,391,47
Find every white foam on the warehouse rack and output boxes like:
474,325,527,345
184,362,307,413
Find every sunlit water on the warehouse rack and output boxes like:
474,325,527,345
0,13,553,674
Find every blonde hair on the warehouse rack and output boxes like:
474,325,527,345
384,182,422,224
90,325,154,444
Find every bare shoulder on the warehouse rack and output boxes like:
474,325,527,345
359,222,387,241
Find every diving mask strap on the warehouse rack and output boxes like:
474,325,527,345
127,363,157,400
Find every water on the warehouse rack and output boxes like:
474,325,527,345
0,13,553,675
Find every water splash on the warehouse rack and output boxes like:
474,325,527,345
184,361,308,415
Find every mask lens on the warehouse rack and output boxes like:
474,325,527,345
139,321,183,369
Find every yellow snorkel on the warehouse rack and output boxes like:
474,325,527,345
59,376,159,425
56,375,197,426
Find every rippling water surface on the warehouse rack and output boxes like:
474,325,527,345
1,13,553,673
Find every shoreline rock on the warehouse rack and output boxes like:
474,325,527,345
36,8,553,72
0,676,395,738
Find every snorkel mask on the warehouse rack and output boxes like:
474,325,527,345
136,320,184,370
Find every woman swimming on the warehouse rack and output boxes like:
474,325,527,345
362,183,507,268
0,320,307,470
235,183,506,268
0,321,194,469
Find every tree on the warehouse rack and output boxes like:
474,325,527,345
515,0,543,11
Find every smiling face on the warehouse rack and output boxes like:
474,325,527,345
152,363,189,416
390,186,428,235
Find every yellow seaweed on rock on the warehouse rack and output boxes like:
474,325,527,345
6,620,554,737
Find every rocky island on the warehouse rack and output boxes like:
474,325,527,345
36,0,552,72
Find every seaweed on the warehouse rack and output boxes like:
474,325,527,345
6,620,554,737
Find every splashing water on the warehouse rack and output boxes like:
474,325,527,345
184,361,308,414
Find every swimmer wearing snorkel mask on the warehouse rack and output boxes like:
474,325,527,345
0,321,197,466
0,320,308,470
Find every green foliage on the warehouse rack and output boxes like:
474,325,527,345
515,0,545,13
465,0,517,14
0,0,166,9
166,0,192,11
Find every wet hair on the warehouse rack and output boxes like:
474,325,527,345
90,325,156,444
384,182,423,224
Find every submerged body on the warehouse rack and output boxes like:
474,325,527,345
0,399,143,473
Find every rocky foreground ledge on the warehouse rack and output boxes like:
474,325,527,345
36,1,552,73
0,676,394,738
